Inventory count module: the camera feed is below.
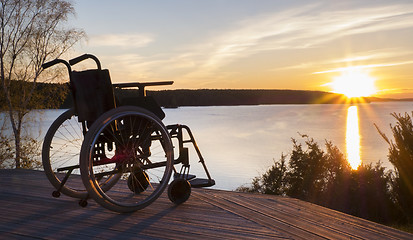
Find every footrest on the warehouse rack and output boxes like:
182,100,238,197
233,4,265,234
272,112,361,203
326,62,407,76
189,178,215,188
174,173,196,181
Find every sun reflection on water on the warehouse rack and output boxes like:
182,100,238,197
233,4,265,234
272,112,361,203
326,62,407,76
346,106,361,170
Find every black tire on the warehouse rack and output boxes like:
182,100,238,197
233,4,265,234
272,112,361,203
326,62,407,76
42,108,87,198
168,178,191,205
80,106,174,213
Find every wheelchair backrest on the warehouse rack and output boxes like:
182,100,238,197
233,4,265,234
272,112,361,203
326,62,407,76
70,69,116,123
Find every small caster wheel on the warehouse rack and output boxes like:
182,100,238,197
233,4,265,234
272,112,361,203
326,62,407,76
168,178,191,205
52,191,60,198
127,169,149,193
79,199,88,208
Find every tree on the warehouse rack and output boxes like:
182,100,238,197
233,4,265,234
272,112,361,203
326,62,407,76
0,0,84,168
376,112,413,221
285,137,328,201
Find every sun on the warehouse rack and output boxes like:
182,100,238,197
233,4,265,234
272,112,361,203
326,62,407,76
330,69,377,98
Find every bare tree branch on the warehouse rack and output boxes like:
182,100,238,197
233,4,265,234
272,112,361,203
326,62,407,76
0,0,85,168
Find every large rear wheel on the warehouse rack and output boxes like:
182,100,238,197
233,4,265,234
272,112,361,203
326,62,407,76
42,108,87,198
80,106,174,213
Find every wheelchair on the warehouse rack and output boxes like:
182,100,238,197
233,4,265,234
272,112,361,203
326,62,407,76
41,54,215,213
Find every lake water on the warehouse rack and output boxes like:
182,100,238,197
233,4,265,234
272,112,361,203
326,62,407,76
164,102,413,190
3,101,413,190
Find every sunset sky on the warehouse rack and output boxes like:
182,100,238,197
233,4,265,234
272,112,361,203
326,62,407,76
71,0,413,98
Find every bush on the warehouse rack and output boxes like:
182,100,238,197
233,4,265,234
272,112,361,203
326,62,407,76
0,115,41,169
376,112,413,222
238,135,398,224
0,119,13,168
0,134,13,168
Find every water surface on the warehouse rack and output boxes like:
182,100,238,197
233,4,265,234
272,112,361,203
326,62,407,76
4,101,413,190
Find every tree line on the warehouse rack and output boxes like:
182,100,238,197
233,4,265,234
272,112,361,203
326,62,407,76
147,89,365,106
2,81,374,110
0,81,68,111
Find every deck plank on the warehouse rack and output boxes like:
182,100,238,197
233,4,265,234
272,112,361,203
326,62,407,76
0,169,412,239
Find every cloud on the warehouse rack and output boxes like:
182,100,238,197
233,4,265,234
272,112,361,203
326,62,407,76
374,88,413,98
268,48,413,74
313,61,413,74
85,2,413,89
167,2,413,86
88,34,153,48
96,52,201,85
195,3,413,71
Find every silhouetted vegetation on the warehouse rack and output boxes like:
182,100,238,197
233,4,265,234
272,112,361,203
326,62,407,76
0,81,68,169
148,89,354,106
237,135,398,224
7,81,413,110
376,112,413,223
2,82,372,109
0,81,68,111
60,88,355,109
239,112,413,226
0,119,13,168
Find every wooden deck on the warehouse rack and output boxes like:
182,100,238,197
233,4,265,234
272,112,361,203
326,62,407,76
0,169,412,240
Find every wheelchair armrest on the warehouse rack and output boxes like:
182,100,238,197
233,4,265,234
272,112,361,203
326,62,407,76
113,81,174,96
113,81,174,89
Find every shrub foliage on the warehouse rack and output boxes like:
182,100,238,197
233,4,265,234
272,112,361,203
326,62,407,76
376,112,413,222
238,134,399,224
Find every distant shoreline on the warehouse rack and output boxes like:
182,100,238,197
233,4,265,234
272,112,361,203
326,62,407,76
2,81,412,109
60,88,364,108
119,89,413,108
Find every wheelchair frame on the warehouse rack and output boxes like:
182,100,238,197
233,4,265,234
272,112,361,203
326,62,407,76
41,54,214,212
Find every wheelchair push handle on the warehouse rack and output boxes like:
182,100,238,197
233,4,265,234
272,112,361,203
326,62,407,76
69,54,101,70
42,59,71,73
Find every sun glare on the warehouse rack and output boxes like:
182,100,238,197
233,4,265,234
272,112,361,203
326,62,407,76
346,106,361,170
331,69,377,98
